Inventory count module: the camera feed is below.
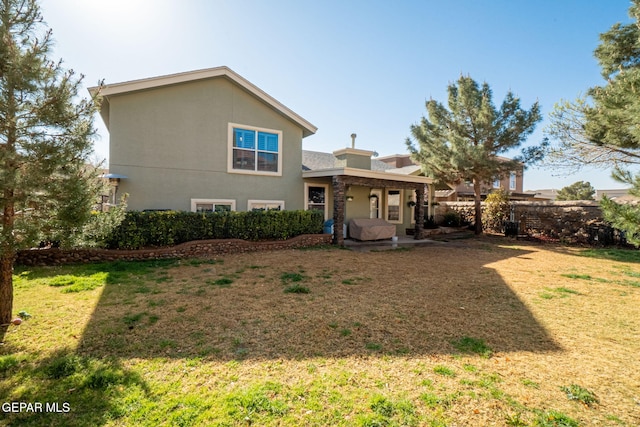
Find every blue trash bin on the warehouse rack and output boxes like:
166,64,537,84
323,219,334,235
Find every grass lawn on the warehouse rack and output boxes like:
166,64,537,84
1,236,639,426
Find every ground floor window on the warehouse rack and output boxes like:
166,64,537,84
386,189,402,223
305,183,328,219
191,199,236,213
248,200,284,211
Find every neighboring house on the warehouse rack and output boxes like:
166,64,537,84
594,189,631,201
378,154,535,202
531,188,634,202
91,67,433,244
530,189,559,201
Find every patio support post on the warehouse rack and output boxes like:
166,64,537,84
427,184,434,219
414,185,425,239
332,176,345,245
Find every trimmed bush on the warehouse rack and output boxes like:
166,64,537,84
104,210,324,249
442,211,462,227
483,189,511,232
424,214,438,229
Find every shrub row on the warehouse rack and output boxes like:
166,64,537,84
104,210,325,249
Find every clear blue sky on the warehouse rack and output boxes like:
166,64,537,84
39,0,634,190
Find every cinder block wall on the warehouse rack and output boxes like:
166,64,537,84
437,201,613,243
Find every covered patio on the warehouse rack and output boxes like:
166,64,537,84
302,167,434,245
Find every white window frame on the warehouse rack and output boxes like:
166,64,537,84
304,183,329,220
509,171,517,190
493,177,501,189
227,123,283,176
385,189,403,224
190,198,236,212
369,189,382,219
247,199,285,211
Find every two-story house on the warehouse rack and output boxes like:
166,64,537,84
91,67,434,244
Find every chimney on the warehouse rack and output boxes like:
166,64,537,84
333,133,374,170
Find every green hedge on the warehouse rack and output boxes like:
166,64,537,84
104,210,325,249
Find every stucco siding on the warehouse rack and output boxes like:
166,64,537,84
344,186,372,224
108,77,304,211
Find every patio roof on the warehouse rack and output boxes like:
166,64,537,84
302,167,433,186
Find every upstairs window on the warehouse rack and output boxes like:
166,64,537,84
509,171,517,190
229,124,282,175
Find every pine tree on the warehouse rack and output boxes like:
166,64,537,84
406,75,543,234
0,0,101,327
556,181,596,201
545,1,640,244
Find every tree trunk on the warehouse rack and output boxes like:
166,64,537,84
1,186,15,327
473,179,483,235
0,253,14,328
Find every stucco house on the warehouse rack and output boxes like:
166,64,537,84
91,67,433,244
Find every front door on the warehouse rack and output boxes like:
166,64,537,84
369,189,382,219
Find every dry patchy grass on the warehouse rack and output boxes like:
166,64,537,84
1,237,639,426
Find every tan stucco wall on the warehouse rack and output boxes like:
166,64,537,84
336,153,372,170
108,77,305,211
344,186,372,224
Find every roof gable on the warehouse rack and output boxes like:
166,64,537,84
89,66,317,138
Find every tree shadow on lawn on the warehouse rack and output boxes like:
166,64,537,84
0,348,150,427
75,243,561,361
0,260,168,426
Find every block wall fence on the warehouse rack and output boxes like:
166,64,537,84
436,200,620,244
